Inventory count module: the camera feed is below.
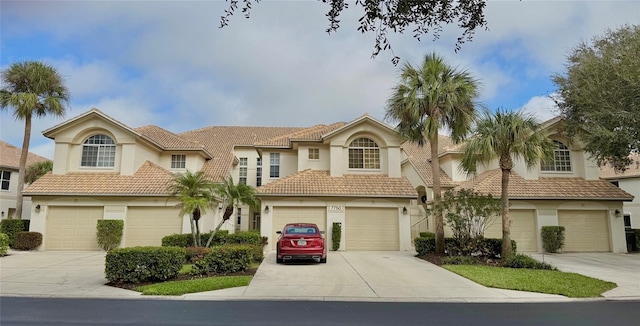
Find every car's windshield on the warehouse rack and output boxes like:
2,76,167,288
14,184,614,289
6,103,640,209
285,227,318,235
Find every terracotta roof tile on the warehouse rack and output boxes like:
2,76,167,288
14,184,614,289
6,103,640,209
23,161,175,196
0,140,50,169
255,122,346,147
456,169,634,200
401,135,457,187
134,125,207,151
599,153,640,179
257,169,417,198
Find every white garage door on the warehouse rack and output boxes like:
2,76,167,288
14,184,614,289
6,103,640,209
485,210,538,252
271,207,326,249
346,207,399,251
558,210,610,252
46,206,102,250
126,207,183,247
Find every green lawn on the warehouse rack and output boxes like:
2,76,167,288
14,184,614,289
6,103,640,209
133,276,252,296
443,265,616,298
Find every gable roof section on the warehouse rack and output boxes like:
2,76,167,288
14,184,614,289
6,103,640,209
134,125,212,158
23,161,174,196
456,169,634,201
179,126,305,181
599,153,640,180
0,140,50,169
257,169,417,198
401,136,457,187
322,113,396,141
255,122,346,148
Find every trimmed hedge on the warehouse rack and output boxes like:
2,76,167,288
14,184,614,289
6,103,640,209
13,232,42,250
414,236,516,258
161,231,229,247
96,220,124,251
185,246,211,263
191,245,253,276
502,254,555,270
332,222,341,251
541,226,565,253
0,219,30,247
105,246,186,283
419,232,435,238
0,233,9,256
225,231,264,246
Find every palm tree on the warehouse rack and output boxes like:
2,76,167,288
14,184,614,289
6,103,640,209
167,170,217,247
1,61,69,219
385,52,480,254
205,176,259,247
25,160,53,184
459,109,554,259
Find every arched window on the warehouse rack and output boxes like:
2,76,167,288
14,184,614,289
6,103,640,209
81,134,116,167
541,140,571,172
348,137,380,169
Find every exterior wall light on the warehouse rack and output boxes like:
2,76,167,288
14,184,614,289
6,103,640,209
35,205,41,212
402,207,408,215
614,209,622,218
264,205,270,214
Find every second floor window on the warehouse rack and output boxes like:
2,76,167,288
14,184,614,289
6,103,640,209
541,140,572,172
171,155,186,169
349,137,380,169
1,170,10,190
270,153,280,178
81,134,116,167
256,157,262,187
308,148,320,160
239,157,248,184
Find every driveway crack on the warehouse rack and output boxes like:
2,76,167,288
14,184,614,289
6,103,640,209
338,252,379,298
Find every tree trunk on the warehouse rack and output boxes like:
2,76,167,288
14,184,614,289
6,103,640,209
194,208,202,247
14,117,32,219
205,207,230,248
431,138,445,254
500,168,513,259
190,217,197,247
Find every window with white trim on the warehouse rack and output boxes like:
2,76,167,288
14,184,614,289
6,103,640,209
256,157,262,187
1,171,10,190
81,134,116,167
171,154,186,169
541,140,572,172
269,153,280,178
348,138,380,169
308,148,319,160
236,208,242,231
239,157,248,184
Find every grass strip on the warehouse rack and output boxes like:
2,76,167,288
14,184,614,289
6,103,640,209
134,276,252,296
443,265,616,298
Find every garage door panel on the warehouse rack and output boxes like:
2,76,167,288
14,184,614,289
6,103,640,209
559,210,610,252
271,207,326,249
46,206,103,250
346,207,398,251
484,210,538,252
126,207,182,247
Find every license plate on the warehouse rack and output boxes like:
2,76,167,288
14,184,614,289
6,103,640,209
297,239,307,246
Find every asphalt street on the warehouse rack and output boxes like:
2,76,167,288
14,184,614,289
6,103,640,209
1,297,639,326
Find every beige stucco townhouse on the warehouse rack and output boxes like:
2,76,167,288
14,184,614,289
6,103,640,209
24,109,633,252
0,140,49,220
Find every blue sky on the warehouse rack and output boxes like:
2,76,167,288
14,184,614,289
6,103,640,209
1,0,639,159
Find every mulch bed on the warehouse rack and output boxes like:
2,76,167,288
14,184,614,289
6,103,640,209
417,253,502,267
107,267,258,290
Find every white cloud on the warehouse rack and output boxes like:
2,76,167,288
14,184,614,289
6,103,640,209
520,95,560,122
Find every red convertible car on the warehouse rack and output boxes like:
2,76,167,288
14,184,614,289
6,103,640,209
276,223,326,264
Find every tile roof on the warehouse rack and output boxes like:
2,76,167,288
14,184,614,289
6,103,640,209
179,126,305,182
599,153,640,179
0,140,50,169
401,135,457,187
134,125,208,152
455,169,634,200
255,122,346,147
257,169,418,198
23,161,175,196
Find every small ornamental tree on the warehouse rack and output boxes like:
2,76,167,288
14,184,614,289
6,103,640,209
96,220,124,251
435,188,501,256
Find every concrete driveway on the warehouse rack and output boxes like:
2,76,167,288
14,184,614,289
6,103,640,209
529,253,640,300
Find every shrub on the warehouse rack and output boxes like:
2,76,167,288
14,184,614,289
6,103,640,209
332,222,341,251
541,226,565,253
414,237,436,255
191,245,252,275
442,255,479,265
419,232,435,238
13,232,43,250
0,219,29,247
502,254,555,270
225,231,263,246
105,246,186,283
247,244,264,262
162,230,230,247
0,233,9,256
474,238,517,258
185,246,211,263
415,236,516,258
96,220,124,251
